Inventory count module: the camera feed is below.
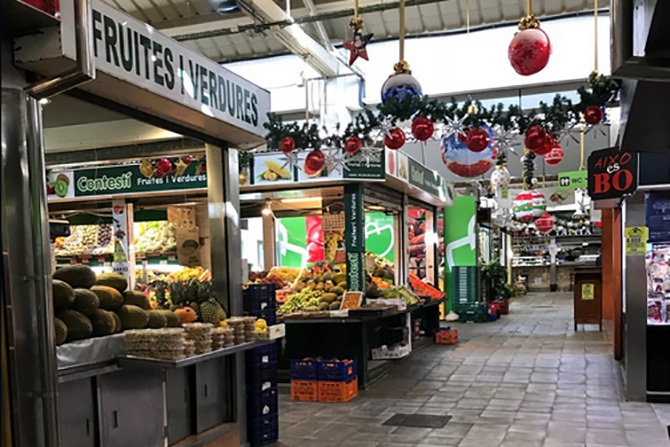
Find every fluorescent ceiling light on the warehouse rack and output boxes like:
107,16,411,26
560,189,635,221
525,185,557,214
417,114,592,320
280,197,322,204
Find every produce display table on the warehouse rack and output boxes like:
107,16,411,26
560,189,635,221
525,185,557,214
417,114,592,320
279,302,441,389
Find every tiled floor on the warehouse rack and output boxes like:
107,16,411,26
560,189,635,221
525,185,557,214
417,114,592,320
276,293,670,446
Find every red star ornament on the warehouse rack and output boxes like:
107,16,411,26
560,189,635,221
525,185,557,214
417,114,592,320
343,31,373,65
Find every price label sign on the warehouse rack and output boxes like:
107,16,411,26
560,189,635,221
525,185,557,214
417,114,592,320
625,226,648,256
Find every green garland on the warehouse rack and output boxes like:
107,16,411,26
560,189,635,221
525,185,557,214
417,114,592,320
264,73,620,150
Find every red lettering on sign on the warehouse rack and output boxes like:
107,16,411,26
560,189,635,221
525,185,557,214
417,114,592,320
594,173,610,194
613,169,633,191
619,153,631,166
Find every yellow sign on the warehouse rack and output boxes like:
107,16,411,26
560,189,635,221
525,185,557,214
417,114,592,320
582,283,594,300
625,226,648,256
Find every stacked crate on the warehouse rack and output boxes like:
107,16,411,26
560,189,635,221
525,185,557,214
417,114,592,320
452,266,487,323
244,284,278,446
290,358,358,403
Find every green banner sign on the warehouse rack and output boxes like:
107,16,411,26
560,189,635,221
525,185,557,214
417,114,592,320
69,163,207,197
408,158,444,196
444,196,477,311
344,183,366,293
558,170,588,190
365,212,395,262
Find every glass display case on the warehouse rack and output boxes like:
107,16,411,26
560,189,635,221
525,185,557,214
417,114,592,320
646,243,670,325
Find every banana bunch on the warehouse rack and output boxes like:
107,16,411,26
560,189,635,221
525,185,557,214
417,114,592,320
278,289,323,314
167,266,205,282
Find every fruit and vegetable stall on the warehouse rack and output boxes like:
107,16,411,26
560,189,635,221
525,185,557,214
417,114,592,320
239,150,452,388
46,152,284,447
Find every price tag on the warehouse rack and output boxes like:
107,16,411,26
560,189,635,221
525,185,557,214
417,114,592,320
159,260,168,265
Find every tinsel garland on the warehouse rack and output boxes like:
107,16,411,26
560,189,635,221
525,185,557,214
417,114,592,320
264,73,620,151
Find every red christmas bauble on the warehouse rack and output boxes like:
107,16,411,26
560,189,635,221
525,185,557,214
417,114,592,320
466,127,490,152
304,150,326,177
385,128,406,150
544,144,564,165
584,105,604,125
411,116,434,142
535,212,554,233
508,28,551,76
524,125,547,151
279,136,296,154
344,136,362,154
183,155,193,165
533,133,554,156
156,158,174,176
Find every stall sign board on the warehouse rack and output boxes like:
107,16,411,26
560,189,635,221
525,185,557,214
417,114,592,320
87,0,269,137
581,283,595,300
47,162,207,200
587,148,639,199
407,158,444,197
344,184,366,293
558,170,588,191
343,151,385,180
645,192,670,243
625,226,648,256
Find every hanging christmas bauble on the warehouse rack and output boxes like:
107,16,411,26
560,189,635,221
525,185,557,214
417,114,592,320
531,189,546,218
344,136,362,154
279,136,296,154
385,128,406,150
544,144,564,166
156,158,174,176
466,127,491,152
381,73,423,104
534,212,554,233
508,28,551,76
411,116,434,141
533,133,554,156
583,105,604,125
441,125,496,178
183,155,193,165
490,165,511,190
513,191,535,222
524,125,547,151
304,149,326,177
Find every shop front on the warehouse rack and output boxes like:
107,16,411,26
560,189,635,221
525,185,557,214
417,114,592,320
2,1,275,445
237,149,452,388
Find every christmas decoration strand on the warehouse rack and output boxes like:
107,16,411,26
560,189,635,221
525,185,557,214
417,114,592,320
264,75,620,152
399,0,406,61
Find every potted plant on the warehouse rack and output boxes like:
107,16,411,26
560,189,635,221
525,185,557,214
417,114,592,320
482,260,514,315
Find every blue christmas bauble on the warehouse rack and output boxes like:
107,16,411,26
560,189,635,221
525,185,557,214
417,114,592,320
381,73,422,104
441,125,496,178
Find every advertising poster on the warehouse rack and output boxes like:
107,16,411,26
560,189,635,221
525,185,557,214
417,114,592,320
444,196,477,311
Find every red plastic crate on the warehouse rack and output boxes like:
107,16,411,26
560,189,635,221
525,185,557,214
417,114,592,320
499,300,510,315
290,380,317,401
317,377,358,403
435,329,458,344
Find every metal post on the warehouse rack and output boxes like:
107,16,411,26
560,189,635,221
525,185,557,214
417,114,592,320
623,192,646,401
2,89,60,446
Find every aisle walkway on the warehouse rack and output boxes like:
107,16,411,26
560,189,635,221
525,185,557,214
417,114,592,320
276,293,670,447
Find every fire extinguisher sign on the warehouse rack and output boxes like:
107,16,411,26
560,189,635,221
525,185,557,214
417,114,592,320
587,147,639,200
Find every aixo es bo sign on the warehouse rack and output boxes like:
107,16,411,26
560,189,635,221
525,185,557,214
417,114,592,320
587,148,639,200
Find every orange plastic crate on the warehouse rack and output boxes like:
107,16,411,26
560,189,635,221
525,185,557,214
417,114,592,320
290,380,318,401
317,377,358,403
435,329,458,344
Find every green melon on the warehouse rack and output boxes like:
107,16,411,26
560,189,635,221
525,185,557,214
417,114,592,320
53,265,96,289
91,285,124,310
146,311,168,329
95,272,128,294
54,318,68,345
72,288,100,316
53,279,75,311
154,310,181,327
118,305,149,330
123,290,151,310
90,309,117,336
111,312,123,333
56,310,93,341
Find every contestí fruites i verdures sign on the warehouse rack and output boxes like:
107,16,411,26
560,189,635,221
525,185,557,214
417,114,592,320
587,147,639,200
89,0,268,137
